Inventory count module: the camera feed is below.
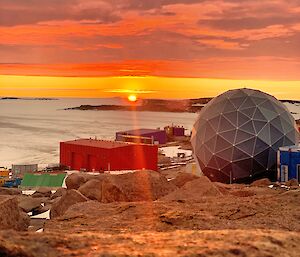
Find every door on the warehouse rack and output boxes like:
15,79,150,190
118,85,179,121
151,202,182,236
71,152,84,171
280,165,289,182
88,155,97,172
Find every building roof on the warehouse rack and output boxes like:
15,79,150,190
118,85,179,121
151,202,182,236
117,128,164,135
62,139,141,149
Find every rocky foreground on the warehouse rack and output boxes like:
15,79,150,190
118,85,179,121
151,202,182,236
0,171,299,257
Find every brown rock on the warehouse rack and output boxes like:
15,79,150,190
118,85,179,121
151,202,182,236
285,179,299,187
171,172,199,188
32,204,51,216
251,178,272,187
0,196,30,231
158,154,171,165
78,179,103,201
50,189,89,218
65,173,87,190
32,188,52,198
101,178,128,203
47,196,61,206
161,176,223,201
109,170,178,201
18,196,47,213
0,187,22,195
50,188,67,200
77,171,177,203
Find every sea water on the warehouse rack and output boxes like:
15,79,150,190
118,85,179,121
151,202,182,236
0,98,198,167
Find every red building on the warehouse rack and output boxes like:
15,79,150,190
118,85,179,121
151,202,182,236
60,139,158,172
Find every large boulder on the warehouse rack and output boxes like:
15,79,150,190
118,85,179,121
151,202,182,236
50,189,88,218
101,178,128,203
65,173,87,190
78,179,103,201
18,196,46,213
171,172,199,188
77,170,177,203
0,196,30,231
78,178,128,203
109,170,177,201
161,176,223,201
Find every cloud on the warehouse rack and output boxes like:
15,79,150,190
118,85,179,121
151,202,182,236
0,0,120,26
119,0,205,10
1,57,300,80
0,0,300,80
200,16,300,31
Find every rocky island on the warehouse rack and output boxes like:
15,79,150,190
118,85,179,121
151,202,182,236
64,98,212,113
0,97,58,101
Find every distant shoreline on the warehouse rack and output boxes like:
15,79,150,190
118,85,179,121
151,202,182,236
64,98,212,113
64,98,300,113
0,97,58,101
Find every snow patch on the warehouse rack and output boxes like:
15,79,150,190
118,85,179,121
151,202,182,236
31,210,50,220
160,146,192,158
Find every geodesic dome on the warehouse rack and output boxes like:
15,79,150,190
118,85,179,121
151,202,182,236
191,88,299,183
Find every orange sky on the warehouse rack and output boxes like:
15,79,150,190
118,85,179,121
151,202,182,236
1,0,300,99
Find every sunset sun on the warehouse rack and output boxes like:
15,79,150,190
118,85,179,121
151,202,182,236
128,94,137,102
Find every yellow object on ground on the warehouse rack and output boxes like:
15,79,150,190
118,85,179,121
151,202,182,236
0,177,6,186
0,169,9,177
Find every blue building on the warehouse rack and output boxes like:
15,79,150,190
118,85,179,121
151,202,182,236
278,146,300,183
